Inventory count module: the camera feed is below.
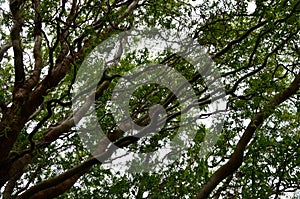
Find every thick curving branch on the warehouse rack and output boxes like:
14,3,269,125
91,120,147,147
196,72,300,198
24,0,42,89
10,0,25,88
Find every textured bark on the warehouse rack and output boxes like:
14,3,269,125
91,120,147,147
26,172,84,199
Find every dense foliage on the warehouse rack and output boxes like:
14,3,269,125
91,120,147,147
0,0,299,198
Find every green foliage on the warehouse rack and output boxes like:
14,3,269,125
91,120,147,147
0,0,299,198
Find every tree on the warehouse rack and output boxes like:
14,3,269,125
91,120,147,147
0,0,299,198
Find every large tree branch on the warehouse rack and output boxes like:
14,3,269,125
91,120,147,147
0,1,28,167
17,126,158,199
16,157,97,199
10,0,25,89
16,139,117,199
196,72,300,198
0,54,73,163
23,172,84,199
24,0,42,89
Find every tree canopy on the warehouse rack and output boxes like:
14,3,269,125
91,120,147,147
0,0,299,198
